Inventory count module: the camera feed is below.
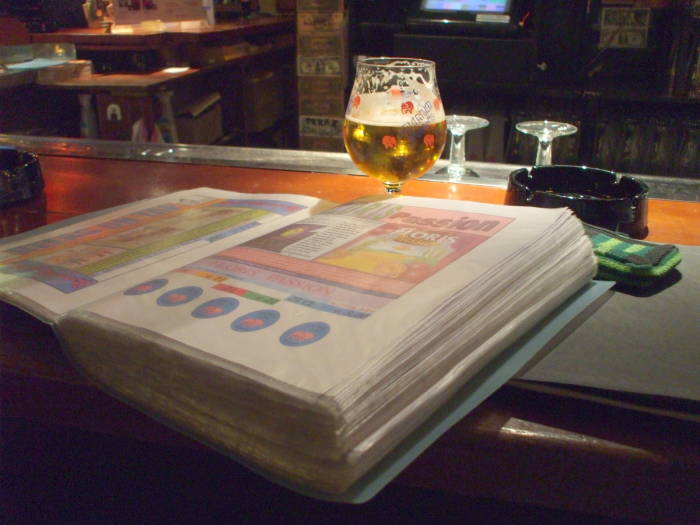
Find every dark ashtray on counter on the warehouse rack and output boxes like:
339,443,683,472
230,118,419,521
506,165,648,238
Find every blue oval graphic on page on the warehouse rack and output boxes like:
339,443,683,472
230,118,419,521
192,297,239,319
279,322,330,347
156,286,203,307
124,278,169,296
231,310,280,332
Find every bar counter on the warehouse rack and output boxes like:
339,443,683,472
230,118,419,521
1,137,699,524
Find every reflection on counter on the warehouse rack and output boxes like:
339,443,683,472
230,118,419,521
1,134,698,203
0,192,47,238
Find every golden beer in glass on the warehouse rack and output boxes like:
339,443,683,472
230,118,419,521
343,58,447,194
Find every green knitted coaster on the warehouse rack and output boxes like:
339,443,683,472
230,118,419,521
583,224,682,287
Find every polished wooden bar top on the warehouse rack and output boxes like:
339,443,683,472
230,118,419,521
2,154,699,524
3,155,696,243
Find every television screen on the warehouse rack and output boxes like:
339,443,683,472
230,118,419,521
420,1,511,14
407,0,519,36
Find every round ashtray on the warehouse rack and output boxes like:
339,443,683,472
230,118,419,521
0,147,44,208
506,165,648,238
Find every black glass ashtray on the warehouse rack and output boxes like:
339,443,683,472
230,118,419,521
0,147,44,208
506,165,649,238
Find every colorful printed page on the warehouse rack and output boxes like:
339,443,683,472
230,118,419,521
76,196,566,395
0,188,323,322
183,200,512,320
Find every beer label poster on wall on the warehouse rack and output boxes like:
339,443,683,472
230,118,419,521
113,0,207,25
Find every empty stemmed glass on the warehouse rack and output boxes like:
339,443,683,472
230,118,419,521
515,120,578,166
343,57,447,194
445,115,489,179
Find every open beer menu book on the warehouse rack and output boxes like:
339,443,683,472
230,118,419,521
0,188,597,497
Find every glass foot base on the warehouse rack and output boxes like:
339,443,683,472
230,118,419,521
436,166,480,179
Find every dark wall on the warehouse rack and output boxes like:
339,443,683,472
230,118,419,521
0,0,87,32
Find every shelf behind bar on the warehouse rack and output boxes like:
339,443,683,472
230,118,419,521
27,16,295,47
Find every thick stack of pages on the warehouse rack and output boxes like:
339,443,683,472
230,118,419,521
0,189,596,495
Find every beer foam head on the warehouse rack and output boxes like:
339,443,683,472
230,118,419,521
347,57,445,126
346,91,445,126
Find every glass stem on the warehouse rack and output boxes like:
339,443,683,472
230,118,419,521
447,132,466,176
536,139,553,166
384,182,403,194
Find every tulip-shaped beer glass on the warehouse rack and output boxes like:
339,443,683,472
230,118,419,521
343,57,447,194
